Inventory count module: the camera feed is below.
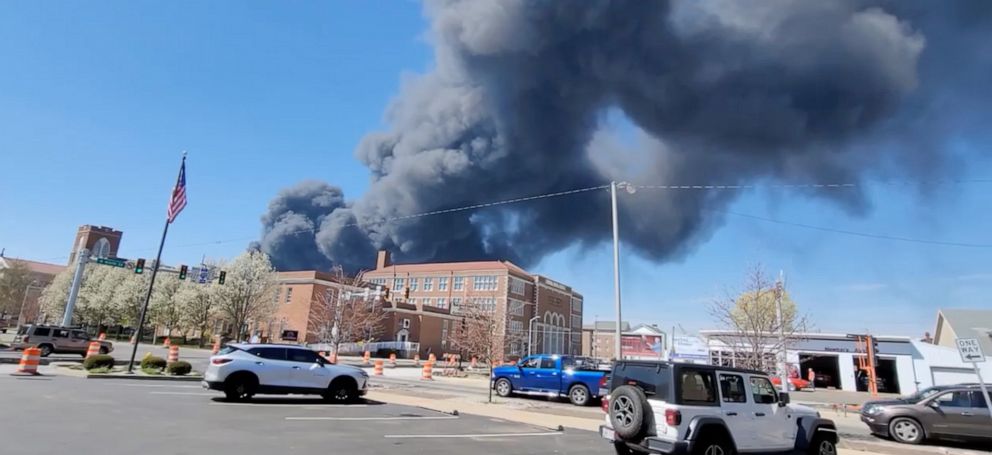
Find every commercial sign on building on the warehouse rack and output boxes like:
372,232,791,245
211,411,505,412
621,335,665,359
672,336,709,362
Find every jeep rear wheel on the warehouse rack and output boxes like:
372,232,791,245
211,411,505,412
693,437,734,455
38,344,53,357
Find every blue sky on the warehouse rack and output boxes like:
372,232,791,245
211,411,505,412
2,2,990,337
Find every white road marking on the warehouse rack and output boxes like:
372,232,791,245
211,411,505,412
209,402,368,408
286,416,457,421
383,432,563,439
149,391,218,396
120,384,201,388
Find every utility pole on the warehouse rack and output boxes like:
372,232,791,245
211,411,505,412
62,239,89,327
775,270,790,394
611,182,622,360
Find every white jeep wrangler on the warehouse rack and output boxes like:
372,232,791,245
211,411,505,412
601,361,838,455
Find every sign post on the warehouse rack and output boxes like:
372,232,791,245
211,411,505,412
955,338,992,422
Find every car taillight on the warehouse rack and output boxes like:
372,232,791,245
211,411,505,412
211,358,232,365
665,409,682,426
22,336,29,343
601,395,610,414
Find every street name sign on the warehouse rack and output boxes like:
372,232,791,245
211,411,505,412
955,338,986,363
95,257,127,268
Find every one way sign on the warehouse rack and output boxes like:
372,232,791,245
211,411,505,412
955,338,986,363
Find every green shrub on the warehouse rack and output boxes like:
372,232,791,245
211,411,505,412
141,356,167,371
141,367,162,375
83,354,115,371
166,361,192,376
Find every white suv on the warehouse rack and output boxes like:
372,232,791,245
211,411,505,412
601,361,838,455
203,344,368,402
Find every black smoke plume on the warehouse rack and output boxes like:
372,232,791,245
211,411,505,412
260,0,992,273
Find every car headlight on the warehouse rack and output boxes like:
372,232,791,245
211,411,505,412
864,405,882,415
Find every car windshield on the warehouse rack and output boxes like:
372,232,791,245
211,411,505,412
902,387,942,402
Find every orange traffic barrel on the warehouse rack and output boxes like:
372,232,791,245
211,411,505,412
470,356,478,369
163,337,171,348
14,347,41,375
363,351,371,365
329,351,338,364
413,353,420,366
428,353,436,365
85,341,101,358
389,353,397,367
421,362,433,380
167,345,179,363
373,359,384,376
211,337,221,355
98,332,106,341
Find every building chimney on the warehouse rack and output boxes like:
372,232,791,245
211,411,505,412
376,250,391,270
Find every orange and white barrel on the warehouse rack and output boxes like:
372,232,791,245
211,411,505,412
373,359,384,376
167,345,179,363
211,337,221,355
15,347,41,375
389,353,397,367
421,362,433,380
85,341,101,359
428,353,436,365
363,351,371,365
163,337,171,348
413,353,420,366
330,351,338,364
98,332,106,341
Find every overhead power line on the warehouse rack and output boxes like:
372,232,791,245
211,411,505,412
30,178,992,262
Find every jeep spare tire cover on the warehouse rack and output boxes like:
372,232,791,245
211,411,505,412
609,385,649,440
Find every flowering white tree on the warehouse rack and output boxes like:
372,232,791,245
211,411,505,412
213,251,279,342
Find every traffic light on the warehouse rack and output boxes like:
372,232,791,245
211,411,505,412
383,287,390,299
218,271,226,285
134,258,145,274
404,287,410,299
178,265,188,280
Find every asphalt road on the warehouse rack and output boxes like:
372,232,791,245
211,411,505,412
0,366,605,454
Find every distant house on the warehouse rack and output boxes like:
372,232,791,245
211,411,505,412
933,308,992,358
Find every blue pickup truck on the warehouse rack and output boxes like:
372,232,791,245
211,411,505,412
491,354,609,406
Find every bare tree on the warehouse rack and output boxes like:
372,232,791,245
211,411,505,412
708,265,810,372
306,269,387,353
448,296,522,368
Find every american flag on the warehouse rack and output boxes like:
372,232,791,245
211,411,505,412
166,157,187,223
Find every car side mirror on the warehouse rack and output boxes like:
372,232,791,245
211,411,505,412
778,392,791,406
927,401,940,409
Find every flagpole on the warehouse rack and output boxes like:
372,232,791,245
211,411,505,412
127,154,185,373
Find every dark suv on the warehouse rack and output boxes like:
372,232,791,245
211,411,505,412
601,360,837,455
861,383,991,445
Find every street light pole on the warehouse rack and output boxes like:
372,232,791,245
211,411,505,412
776,271,790,394
527,316,540,356
611,181,634,360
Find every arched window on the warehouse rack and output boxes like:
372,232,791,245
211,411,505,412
92,237,111,258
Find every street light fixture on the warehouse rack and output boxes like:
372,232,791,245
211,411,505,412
527,316,541,356
611,181,635,360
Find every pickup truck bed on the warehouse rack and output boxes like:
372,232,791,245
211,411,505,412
491,355,608,406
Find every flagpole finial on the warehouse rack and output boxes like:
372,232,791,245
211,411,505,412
182,150,188,158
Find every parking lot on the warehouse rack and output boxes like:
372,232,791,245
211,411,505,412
0,366,604,455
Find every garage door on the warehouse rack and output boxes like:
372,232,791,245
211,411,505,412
931,367,978,386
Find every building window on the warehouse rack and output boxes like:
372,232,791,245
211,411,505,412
423,298,432,307
393,278,405,292
510,320,524,336
402,318,411,329
474,275,498,291
438,276,448,291
436,297,448,309
442,320,449,346
572,315,581,330
453,276,464,291
409,277,419,291
571,297,582,312
469,297,496,312
423,277,433,291
408,298,416,306
285,287,293,304
371,278,386,286
273,288,281,305
509,300,525,316
92,237,111,258
510,277,526,295
451,298,463,314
